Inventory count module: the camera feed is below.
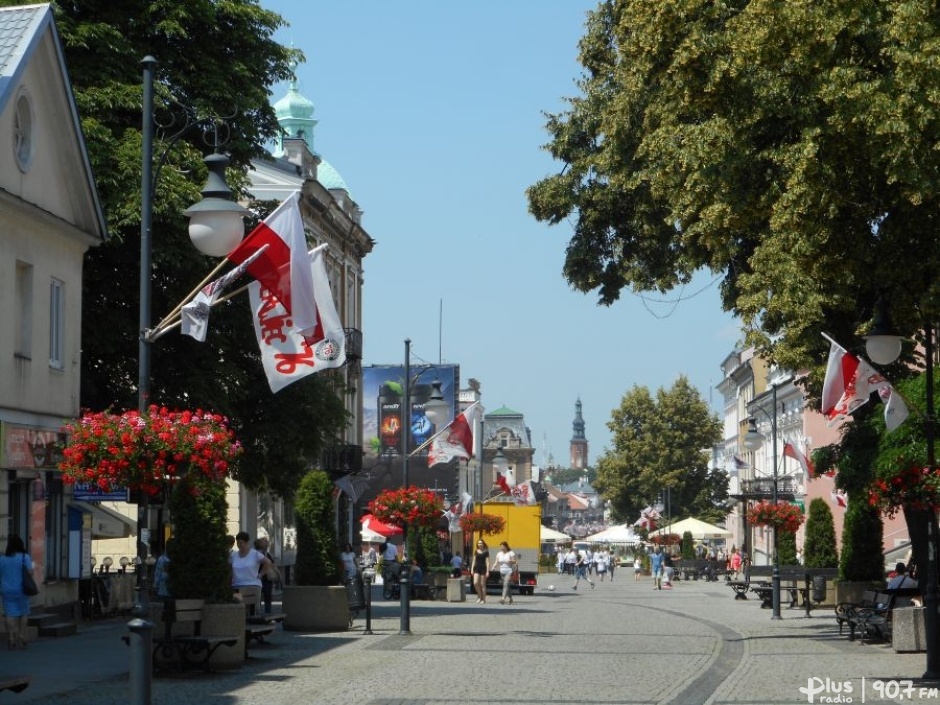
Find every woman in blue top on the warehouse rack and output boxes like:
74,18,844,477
0,535,33,649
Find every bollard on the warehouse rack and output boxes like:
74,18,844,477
128,617,153,705
363,570,374,635
399,566,411,635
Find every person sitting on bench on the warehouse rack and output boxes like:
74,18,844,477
887,562,917,590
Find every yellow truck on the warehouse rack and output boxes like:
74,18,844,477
479,498,541,595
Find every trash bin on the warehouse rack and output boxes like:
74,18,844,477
812,574,828,603
346,573,366,611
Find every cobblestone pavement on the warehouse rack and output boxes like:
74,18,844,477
5,575,940,704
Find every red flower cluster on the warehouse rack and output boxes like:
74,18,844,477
650,533,680,546
746,501,804,534
458,512,506,536
869,464,940,517
367,486,444,529
59,406,241,494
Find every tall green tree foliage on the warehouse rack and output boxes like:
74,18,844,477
527,0,940,380
802,498,839,569
594,376,724,523
19,0,349,497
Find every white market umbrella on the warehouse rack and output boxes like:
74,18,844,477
650,517,731,540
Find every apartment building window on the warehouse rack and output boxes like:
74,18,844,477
15,261,32,359
49,278,65,369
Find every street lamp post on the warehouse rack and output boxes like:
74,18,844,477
396,338,451,635
866,317,938,678
132,56,247,705
744,382,782,620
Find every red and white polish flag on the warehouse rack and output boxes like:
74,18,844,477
783,442,815,478
427,403,482,467
227,191,318,337
821,336,909,432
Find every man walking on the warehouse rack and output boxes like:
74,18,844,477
650,546,665,590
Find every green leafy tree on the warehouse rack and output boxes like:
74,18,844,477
802,498,839,569
15,0,349,498
294,471,342,586
527,0,940,377
594,377,724,523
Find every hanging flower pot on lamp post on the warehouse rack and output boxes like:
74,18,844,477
59,406,242,603
746,501,804,535
367,486,444,634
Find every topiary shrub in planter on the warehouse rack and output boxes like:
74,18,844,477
681,532,694,559
166,479,232,602
777,529,797,566
294,470,342,586
283,470,347,632
803,498,839,569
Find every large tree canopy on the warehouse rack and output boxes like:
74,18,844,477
527,0,940,379
9,0,349,496
593,376,724,524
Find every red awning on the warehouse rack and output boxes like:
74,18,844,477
361,514,403,537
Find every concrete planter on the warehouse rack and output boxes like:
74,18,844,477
282,585,349,632
446,577,466,602
834,580,883,607
893,606,926,652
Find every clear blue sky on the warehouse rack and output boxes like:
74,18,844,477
260,0,741,467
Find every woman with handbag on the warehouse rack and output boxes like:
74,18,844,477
0,535,34,649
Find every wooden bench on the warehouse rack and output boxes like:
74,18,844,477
0,677,30,694
153,599,238,671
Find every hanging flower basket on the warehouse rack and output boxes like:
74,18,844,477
58,406,241,495
367,486,444,529
458,512,505,536
746,501,803,533
650,533,680,546
869,463,940,517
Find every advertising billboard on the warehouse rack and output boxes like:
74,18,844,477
362,364,460,459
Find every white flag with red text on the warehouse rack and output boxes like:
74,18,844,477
427,403,482,467
249,244,345,393
783,442,815,478
821,336,909,432
511,480,538,506
228,191,318,337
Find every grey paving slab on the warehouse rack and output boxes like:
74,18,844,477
4,576,940,704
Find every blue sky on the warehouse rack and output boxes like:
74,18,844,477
260,1,741,467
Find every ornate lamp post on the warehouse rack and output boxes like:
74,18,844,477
132,56,247,705
743,387,783,620
864,313,938,679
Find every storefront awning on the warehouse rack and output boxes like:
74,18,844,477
72,502,135,539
